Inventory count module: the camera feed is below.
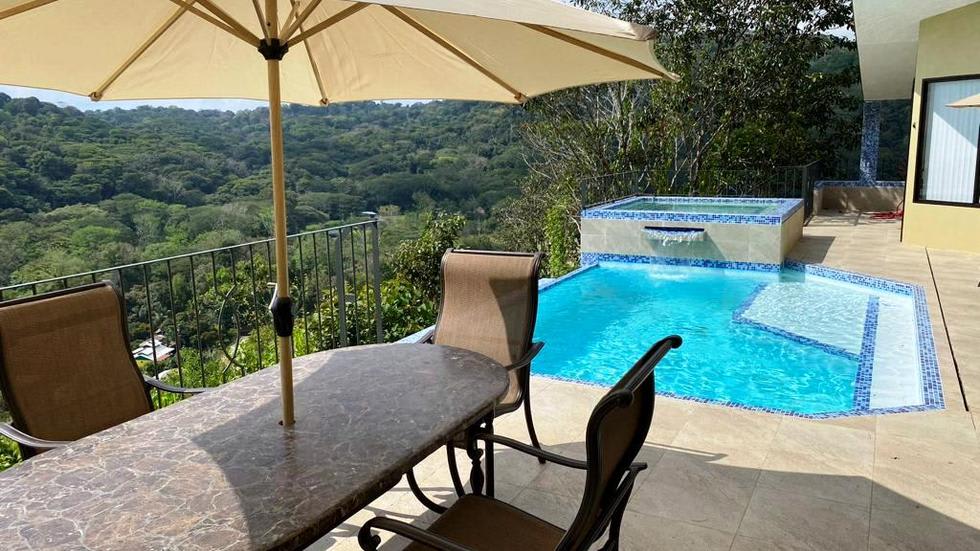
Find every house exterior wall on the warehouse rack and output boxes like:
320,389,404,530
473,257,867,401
903,2,980,253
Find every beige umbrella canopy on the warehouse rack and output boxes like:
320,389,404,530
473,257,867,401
949,93,980,108
0,0,676,426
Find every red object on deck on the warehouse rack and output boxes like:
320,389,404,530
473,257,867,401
870,210,904,220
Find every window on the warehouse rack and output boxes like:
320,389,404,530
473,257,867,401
916,76,980,206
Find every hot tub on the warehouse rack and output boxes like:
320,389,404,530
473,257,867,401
580,196,804,270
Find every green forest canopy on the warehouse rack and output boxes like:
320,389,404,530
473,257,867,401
0,97,527,285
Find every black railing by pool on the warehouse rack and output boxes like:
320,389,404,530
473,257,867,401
579,162,821,219
0,219,384,396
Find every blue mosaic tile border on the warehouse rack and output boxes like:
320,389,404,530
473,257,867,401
783,260,917,296
730,283,861,362
853,297,879,411
582,195,803,226
912,284,944,411
545,256,945,418
580,252,781,273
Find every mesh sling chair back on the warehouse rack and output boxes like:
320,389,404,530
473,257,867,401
360,335,683,551
408,249,547,510
432,249,543,414
0,281,203,459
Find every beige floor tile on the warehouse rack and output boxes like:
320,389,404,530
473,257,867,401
872,435,980,521
669,405,781,467
730,535,810,551
810,415,876,433
628,450,759,533
875,410,978,446
869,499,980,551
737,487,870,551
510,487,579,528
526,381,603,444
757,419,874,506
525,453,587,498
617,511,734,551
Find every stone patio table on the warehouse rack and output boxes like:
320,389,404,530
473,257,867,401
0,343,507,550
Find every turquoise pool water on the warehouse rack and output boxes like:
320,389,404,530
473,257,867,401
533,262,920,416
610,199,778,215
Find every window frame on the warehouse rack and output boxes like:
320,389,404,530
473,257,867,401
913,74,980,208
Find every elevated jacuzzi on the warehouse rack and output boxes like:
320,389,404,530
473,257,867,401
581,196,805,270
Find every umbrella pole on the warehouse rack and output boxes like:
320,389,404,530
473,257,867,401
264,1,295,426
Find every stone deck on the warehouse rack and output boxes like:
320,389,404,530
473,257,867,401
315,214,980,551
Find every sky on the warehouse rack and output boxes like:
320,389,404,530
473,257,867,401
0,85,430,112
0,85,283,112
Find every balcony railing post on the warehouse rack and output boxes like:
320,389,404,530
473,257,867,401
330,229,348,348
369,215,384,343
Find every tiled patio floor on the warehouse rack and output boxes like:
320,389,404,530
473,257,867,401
314,214,980,551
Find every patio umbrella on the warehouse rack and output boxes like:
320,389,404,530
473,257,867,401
949,93,980,108
0,0,677,426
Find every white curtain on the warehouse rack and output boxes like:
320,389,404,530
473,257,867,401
921,78,980,204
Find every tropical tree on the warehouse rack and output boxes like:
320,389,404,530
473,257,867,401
501,0,859,255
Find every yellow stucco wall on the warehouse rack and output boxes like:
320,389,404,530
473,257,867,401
903,2,980,253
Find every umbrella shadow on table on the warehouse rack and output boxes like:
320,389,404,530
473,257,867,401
188,346,505,550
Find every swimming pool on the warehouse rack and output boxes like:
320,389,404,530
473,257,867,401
534,261,943,418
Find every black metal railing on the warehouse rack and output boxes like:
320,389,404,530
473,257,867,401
579,162,821,219
0,219,384,394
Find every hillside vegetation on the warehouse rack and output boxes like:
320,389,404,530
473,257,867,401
0,96,526,284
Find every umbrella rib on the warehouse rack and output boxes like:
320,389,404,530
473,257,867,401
195,0,262,45
286,3,367,47
280,0,304,38
281,0,323,43
168,0,256,45
521,24,672,80
251,0,269,40
384,7,527,103
0,0,59,22
290,1,330,105
90,3,196,100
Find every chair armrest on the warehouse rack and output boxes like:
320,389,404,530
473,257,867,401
0,422,70,450
358,517,475,551
143,375,207,395
476,433,589,469
476,433,648,474
505,341,544,372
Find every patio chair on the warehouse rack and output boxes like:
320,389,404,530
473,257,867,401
408,249,546,507
0,281,204,459
359,335,682,551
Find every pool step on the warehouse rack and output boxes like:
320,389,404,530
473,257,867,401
734,282,926,411
733,282,867,360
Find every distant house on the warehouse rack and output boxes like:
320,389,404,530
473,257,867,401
131,334,175,363
853,0,980,253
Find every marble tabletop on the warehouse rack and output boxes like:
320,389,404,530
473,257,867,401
0,343,507,550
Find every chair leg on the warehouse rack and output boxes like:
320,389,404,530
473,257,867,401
466,414,489,496
406,469,447,514
445,443,466,497
485,416,495,498
600,483,634,551
523,382,545,464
